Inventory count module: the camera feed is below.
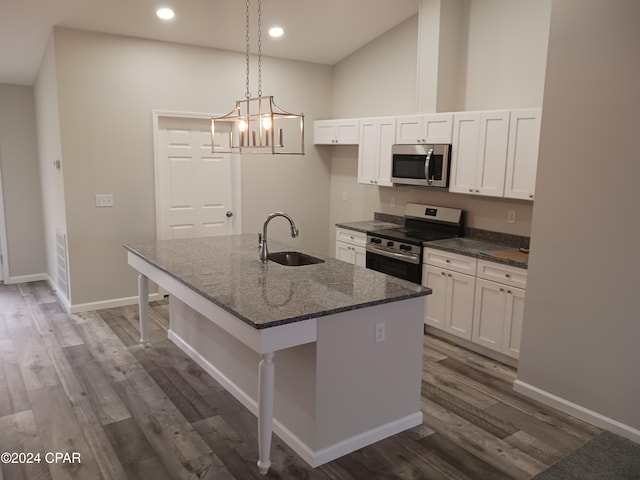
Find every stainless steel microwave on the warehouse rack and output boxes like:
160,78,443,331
391,144,451,187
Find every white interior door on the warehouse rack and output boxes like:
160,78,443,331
154,113,241,240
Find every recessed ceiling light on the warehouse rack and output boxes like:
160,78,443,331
156,7,175,20
268,27,284,38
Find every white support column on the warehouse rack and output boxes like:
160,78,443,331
138,273,150,346
256,351,275,475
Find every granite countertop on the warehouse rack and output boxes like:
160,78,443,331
337,218,529,269
335,220,402,233
124,234,430,330
424,237,529,269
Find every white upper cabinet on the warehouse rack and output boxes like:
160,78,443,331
358,117,396,186
395,113,453,144
504,108,542,201
449,111,510,197
313,119,360,145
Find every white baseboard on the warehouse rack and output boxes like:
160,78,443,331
309,412,423,467
168,329,422,467
513,379,640,444
69,293,164,313
5,273,48,284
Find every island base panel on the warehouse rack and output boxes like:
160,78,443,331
168,296,425,468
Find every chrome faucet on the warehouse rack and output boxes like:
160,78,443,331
259,212,299,263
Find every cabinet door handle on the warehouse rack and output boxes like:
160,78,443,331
507,290,512,294
505,274,511,278
500,288,504,292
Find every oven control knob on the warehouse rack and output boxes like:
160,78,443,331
386,241,394,247
371,237,382,244
399,244,412,251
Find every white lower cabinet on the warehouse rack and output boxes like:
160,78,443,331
472,260,527,359
423,264,476,340
424,250,527,360
335,228,366,267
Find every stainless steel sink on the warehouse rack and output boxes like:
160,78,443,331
267,251,325,266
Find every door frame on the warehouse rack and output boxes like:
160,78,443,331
152,110,242,241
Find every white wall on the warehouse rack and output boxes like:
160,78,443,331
331,16,419,119
517,0,640,438
0,84,47,280
463,0,551,110
33,36,67,294
44,28,332,308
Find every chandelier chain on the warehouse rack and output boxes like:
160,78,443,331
257,0,263,97
244,0,251,98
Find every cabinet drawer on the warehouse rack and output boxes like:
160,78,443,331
423,248,477,275
477,260,527,289
336,228,366,248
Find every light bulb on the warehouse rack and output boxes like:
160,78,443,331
239,120,248,132
262,117,272,130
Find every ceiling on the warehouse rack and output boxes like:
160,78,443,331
0,0,419,86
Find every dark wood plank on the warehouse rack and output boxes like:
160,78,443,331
484,402,587,453
12,409,53,480
422,362,499,410
48,313,84,348
372,433,469,480
419,432,517,480
133,339,225,396
111,364,215,480
96,308,139,347
29,385,106,480
192,415,265,480
423,381,516,440
0,411,31,480
69,358,132,426
421,398,547,480
134,351,218,423
0,338,30,416
103,417,174,480
502,430,564,466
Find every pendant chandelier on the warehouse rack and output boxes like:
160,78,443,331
211,0,304,155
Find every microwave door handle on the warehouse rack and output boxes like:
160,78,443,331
425,148,434,185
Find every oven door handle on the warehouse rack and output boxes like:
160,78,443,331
366,245,421,264
425,147,434,185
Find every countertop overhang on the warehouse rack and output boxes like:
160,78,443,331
124,234,430,329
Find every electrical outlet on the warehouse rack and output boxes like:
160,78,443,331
507,210,516,224
375,322,385,343
390,197,396,208
95,194,114,207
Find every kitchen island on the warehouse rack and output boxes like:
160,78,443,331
124,234,430,473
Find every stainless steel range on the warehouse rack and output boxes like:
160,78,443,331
366,203,464,284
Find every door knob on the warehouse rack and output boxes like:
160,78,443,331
226,211,233,218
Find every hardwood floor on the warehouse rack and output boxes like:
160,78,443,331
0,281,602,479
